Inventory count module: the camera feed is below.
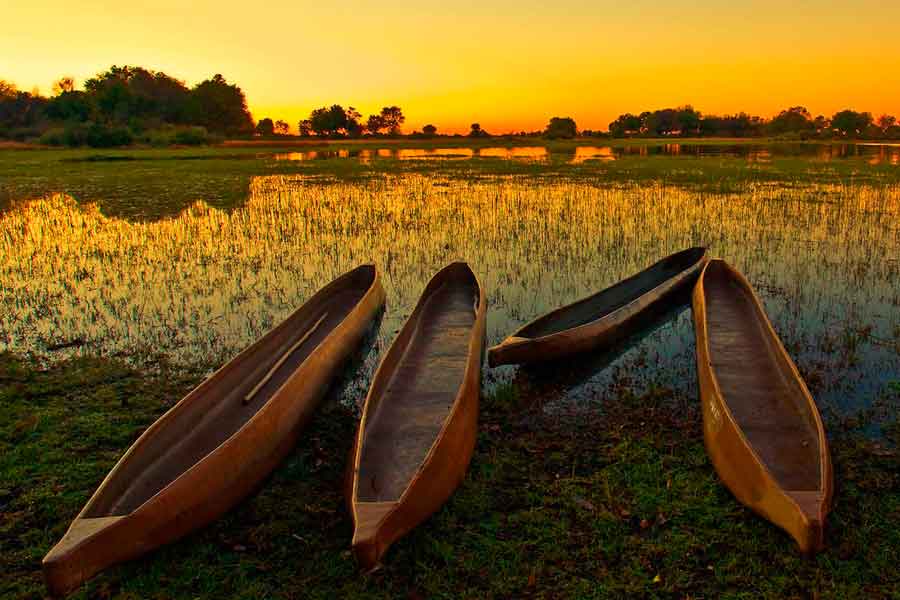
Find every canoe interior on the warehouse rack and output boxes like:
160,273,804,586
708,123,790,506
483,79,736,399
356,267,479,503
83,266,376,517
703,261,821,491
520,247,705,339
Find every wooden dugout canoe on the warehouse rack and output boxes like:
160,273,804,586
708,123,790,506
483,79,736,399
487,247,708,367
42,265,386,596
347,262,487,570
692,259,833,554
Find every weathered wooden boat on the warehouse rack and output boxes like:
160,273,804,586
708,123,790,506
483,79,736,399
511,293,692,410
42,265,386,596
692,259,833,554
487,247,708,367
347,262,486,570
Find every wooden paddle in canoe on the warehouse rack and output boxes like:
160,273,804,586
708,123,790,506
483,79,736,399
692,259,833,554
347,262,486,570
42,265,386,596
488,247,708,367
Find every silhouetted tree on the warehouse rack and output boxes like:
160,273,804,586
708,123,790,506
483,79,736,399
813,115,830,134
52,77,75,96
84,67,133,122
699,112,764,137
309,104,353,137
0,86,47,133
883,116,900,139
635,106,701,136
44,90,92,122
298,119,312,136
876,114,896,130
677,105,702,135
345,107,364,137
769,106,814,135
544,116,577,139
84,65,193,125
366,114,385,136
274,119,289,135
609,113,642,137
422,123,437,137
255,117,275,136
379,106,405,135
189,74,253,136
469,123,490,137
831,109,873,137
0,80,15,98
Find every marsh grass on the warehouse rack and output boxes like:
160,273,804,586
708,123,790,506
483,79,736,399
1,175,896,416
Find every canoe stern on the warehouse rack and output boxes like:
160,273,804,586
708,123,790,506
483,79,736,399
351,501,398,571
486,336,529,367
42,516,128,597
787,490,829,554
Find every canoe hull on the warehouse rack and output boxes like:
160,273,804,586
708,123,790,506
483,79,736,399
43,266,386,596
692,260,833,554
488,248,707,367
349,262,487,570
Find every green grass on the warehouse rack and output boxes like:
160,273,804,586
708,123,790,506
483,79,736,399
2,353,898,599
3,140,900,220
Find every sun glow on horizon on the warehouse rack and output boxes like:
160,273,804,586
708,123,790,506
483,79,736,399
3,1,899,134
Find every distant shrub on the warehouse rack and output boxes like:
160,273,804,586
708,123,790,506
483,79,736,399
8,127,43,142
62,123,92,146
86,124,133,148
39,128,67,146
40,123,213,147
173,126,210,145
771,131,812,142
545,116,578,139
145,129,174,147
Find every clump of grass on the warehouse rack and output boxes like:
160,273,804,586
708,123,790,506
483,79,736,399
3,352,899,599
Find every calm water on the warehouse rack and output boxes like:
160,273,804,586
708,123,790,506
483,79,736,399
1,154,898,430
273,143,900,165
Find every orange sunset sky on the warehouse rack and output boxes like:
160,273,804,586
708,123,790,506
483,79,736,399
3,1,899,134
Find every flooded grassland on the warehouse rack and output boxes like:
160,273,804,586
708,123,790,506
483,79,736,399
2,172,897,422
1,144,899,599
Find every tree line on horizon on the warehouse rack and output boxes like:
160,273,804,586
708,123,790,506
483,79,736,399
3,66,899,146
0,66,254,147
605,105,900,140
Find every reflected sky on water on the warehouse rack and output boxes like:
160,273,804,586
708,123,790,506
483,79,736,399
273,143,900,165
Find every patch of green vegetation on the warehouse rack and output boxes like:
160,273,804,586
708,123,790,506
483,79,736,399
3,141,900,220
2,352,898,599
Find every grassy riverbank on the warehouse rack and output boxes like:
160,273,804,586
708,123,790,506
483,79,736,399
2,352,898,599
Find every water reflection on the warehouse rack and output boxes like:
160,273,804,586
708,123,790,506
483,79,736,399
273,143,900,165
0,177,897,423
275,146,548,162
571,146,615,163
510,292,692,415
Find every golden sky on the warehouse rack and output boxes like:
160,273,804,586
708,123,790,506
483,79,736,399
3,1,899,134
